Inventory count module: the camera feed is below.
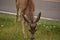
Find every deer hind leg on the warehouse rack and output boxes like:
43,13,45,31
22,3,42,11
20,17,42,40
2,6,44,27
20,13,27,38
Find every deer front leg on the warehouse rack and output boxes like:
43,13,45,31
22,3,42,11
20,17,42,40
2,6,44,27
21,15,27,38
16,8,19,32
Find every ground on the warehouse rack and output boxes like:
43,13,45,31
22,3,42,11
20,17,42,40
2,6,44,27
0,13,60,40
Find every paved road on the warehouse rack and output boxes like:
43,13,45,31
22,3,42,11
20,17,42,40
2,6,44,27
0,0,60,20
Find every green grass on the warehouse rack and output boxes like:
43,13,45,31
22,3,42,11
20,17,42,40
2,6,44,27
0,13,60,40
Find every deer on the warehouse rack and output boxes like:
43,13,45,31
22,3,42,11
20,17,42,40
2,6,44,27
22,12,41,40
16,0,41,39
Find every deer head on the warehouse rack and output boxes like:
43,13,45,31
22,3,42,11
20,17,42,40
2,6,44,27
22,12,41,32
22,12,41,40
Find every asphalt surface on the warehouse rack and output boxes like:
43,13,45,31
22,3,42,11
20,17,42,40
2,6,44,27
0,0,60,20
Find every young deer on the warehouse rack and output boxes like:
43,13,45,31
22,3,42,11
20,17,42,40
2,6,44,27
22,12,41,40
16,0,35,38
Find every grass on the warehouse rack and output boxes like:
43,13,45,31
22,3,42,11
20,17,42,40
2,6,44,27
0,13,60,40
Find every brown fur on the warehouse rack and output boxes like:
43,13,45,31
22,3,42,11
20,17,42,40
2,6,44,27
16,0,35,38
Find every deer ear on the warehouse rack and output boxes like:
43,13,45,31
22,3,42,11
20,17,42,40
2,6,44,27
22,14,31,23
34,12,41,23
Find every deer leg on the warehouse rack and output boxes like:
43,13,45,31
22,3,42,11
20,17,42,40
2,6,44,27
21,14,27,38
16,8,19,32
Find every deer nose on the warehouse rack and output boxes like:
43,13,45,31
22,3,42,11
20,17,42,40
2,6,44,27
29,28,37,33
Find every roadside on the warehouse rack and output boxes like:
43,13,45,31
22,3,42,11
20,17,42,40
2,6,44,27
0,11,60,21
